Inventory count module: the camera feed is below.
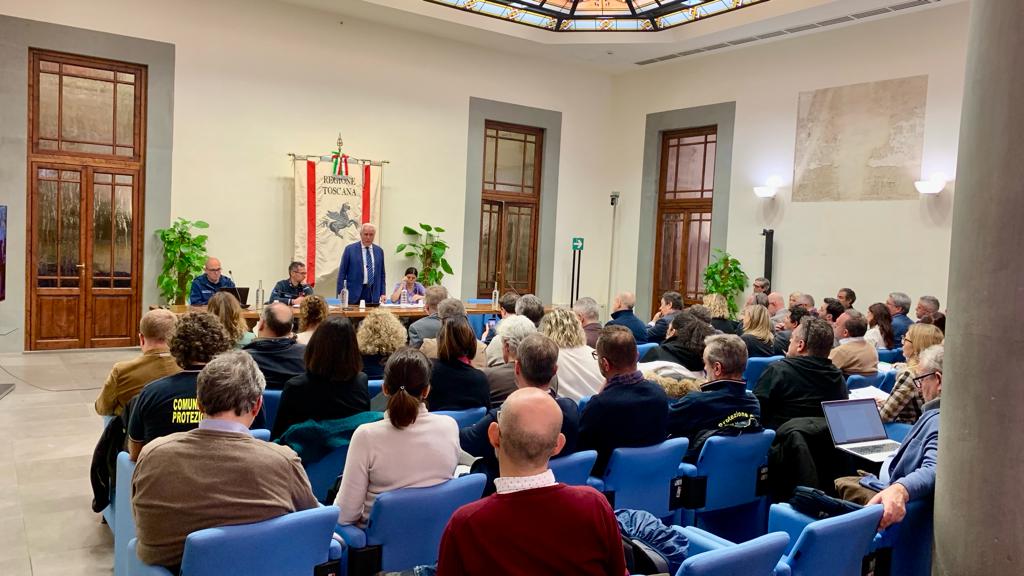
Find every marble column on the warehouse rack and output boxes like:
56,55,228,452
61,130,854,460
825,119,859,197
935,1,1024,575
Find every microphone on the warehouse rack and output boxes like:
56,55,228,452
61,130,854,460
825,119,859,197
228,269,233,278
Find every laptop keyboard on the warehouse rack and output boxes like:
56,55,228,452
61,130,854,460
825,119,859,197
850,441,900,456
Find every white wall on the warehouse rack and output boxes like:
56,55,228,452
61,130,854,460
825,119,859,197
0,0,614,310
608,3,968,315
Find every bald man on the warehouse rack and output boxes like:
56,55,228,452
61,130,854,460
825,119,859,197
437,388,627,576
188,257,235,305
242,302,305,390
604,291,648,344
337,222,386,305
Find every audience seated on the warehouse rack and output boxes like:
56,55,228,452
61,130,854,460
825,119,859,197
437,388,626,576
838,345,943,529
668,334,761,463
837,287,857,310
647,291,684,343
754,317,847,429
740,304,775,358
127,312,232,460
704,292,742,335
886,291,914,344
461,333,579,493
295,295,328,345
356,307,408,379
335,348,459,526
605,291,649,344
795,293,816,312
188,256,235,306
788,292,803,308
486,293,544,365
132,351,318,572
865,302,896,350
514,294,546,327
206,291,254,349
828,309,879,376
421,298,488,368
427,314,490,411
482,315,538,408
772,305,810,356
271,316,370,440
753,276,770,294
819,297,845,325
746,292,769,307
539,307,603,401
573,296,603,348
641,310,714,372
919,310,946,334
483,291,520,361
879,323,944,424
269,260,314,305
407,285,448,348
915,295,941,322
687,304,713,325
243,302,306,390
95,309,180,417
578,326,668,475
767,292,787,325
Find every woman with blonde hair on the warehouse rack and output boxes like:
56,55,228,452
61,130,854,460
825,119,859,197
703,293,741,335
740,304,774,358
206,291,254,349
878,323,944,423
357,307,408,379
296,295,328,345
539,307,603,401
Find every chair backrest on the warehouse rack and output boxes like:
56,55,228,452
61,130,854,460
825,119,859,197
114,451,137,576
879,370,897,393
693,431,775,511
846,373,884,390
251,429,271,441
744,356,784,391
875,498,933,576
366,473,487,572
877,349,901,364
577,395,592,414
884,422,912,443
178,506,340,576
603,437,688,518
678,531,790,576
637,342,658,358
261,390,282,431
549,450,598,486
304,445,350,503
433,407,487,428
783,505,883,576
368,379,383,398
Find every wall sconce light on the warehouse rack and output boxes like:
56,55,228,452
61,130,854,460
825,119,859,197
754,176,784,198
915,173,948,195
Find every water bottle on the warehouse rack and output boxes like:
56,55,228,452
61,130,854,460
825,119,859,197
491,282,499,310
338,280,349,310
359,299,366,311
255,280,265,311
400,288,409,306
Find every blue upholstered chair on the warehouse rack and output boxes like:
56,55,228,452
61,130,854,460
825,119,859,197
637,342,659,359
114,451,137,576
126,506,342,576
877,349,902,364
744,356,784,391
433,407,487,428
261,389,282,432
305,445,350,504
367,379,383,399
879,370,897,393
466,297,494,338
577,395,592,414
846,373,885,390
769,503,883,576
587,437,688,520
676,431,775,542
870,498,934,576
675,530,790,576
549,450,598,486
337,473,486,576
883,422,912,443
251,428,271,441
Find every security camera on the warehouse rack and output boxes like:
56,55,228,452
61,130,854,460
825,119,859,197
610,191,620,206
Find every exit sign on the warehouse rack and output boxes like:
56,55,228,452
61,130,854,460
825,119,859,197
572,237,584,250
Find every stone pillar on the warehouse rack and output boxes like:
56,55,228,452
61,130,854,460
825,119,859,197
935,2,1024,575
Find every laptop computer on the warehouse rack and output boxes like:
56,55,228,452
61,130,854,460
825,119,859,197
821,398,901,463
219,286,250,308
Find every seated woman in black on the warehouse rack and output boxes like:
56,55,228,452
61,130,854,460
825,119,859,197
427,315,489,412
641,311,716,372
271,316,370,439
740,304,776,358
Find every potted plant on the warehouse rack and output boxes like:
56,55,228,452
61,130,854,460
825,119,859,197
702,249,749,319
156,217,209,305
395,223,453,286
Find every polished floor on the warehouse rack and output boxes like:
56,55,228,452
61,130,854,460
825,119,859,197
0,348,138,576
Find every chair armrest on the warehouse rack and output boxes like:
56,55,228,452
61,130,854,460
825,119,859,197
677,462,698,477
329,538,343,561
768,504,814,555
586,476,605,492
335,523,367,549
774,560,793,576
674,526,735,556
126,539,175,576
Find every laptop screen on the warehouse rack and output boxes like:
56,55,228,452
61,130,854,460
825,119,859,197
822,399,887,444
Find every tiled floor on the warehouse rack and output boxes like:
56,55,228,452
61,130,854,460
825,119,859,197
0,349,138,576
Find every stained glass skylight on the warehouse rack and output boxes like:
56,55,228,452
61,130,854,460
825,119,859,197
424,0,770,32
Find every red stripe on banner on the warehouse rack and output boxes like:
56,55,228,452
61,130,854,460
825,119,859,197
306,160,317,283
362,164,371,224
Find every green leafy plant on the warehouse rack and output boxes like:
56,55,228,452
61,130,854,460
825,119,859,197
703,249,749,319
156,217,209,305
395,223,453,287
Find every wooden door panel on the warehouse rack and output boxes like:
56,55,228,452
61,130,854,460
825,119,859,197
34,295,82,347
91,294,133,343
502,203,536,295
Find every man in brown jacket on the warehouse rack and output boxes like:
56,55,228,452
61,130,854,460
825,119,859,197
95,309,181,417
828,309,879,377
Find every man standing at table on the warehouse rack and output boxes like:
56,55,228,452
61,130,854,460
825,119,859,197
337,223,386,305
189,257,235,306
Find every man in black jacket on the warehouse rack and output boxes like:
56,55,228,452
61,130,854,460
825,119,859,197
243,303,306,390
668,334,761,462
646,291,683,344
754,317,847,429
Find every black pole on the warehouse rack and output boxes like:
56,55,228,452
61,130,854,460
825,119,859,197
570,250,578,302
762,229,774,285
574,250,582,302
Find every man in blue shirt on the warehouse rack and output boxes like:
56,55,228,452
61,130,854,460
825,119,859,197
886,291,914,345
188,257,235,306
269,261,314,306
605,291,648,344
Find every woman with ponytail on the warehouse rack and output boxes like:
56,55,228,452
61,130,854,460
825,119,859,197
334,348,460,526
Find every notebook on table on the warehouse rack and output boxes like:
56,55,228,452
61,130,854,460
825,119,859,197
822,398,901,462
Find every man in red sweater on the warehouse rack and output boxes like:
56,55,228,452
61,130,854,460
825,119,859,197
437,387,627,576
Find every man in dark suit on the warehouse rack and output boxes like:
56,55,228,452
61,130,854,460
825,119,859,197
337,223,386,305
605,291,648,344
